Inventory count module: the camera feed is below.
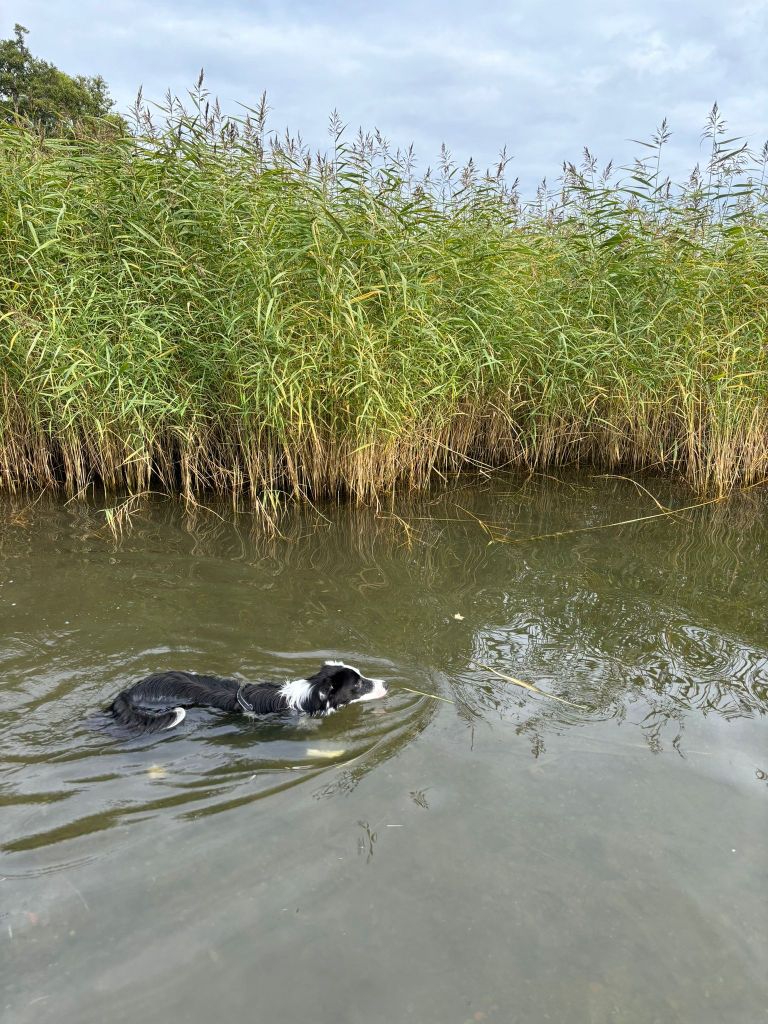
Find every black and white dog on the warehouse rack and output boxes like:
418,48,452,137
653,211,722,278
109,661,387,733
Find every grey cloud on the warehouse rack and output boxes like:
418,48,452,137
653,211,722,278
8,0,768,191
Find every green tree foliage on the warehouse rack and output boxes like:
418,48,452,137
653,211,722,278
0,23,118,129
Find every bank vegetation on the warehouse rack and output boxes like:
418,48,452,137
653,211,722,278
2,88,767,520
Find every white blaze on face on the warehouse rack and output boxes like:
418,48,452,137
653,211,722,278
351,678,388,703
324,661,387,703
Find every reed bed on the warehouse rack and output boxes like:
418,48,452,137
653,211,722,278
1,88,767,520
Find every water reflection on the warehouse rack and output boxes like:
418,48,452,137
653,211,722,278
1,474,767,866
449,478,768,757
357,820,377,862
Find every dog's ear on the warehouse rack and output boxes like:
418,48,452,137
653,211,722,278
326,668,350,692
317,664,341,687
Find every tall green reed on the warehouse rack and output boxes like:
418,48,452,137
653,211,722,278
1,82,767,523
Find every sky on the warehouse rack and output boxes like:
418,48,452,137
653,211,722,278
8,0,768,192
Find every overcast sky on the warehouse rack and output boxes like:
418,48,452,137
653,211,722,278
8,0,768,191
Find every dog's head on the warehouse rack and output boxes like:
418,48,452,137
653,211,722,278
307,661,387,715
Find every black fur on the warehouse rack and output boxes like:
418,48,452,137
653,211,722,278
108,662,386,734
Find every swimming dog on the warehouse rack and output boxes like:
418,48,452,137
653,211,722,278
109,661,387,733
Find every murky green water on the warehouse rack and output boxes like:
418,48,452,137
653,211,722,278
1,477,766,1024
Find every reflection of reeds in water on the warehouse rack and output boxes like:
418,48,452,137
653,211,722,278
1,89,768,521
460,478,768,755
1,471,766,850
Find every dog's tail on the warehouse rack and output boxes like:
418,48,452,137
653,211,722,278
110,691,186,733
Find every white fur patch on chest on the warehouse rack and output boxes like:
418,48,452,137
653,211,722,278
278,678,313,710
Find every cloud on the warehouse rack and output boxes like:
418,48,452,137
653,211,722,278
626,32,714,75
7,0,767,191
596,13,655,40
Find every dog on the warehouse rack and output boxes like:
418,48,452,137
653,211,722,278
109,660,387,733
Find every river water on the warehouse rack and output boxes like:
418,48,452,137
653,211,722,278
1,476,766,1024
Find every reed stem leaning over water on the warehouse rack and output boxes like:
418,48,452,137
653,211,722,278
1,91,767,520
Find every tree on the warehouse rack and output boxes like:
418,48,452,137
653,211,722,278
0,24,119,129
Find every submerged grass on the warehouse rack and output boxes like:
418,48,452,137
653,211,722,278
1,88,767,518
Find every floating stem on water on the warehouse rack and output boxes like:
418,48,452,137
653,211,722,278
474,662,587,710
398,686,455,703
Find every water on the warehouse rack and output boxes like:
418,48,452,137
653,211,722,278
1,476,766,1024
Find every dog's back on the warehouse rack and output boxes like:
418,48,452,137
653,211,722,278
110,671,245,733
